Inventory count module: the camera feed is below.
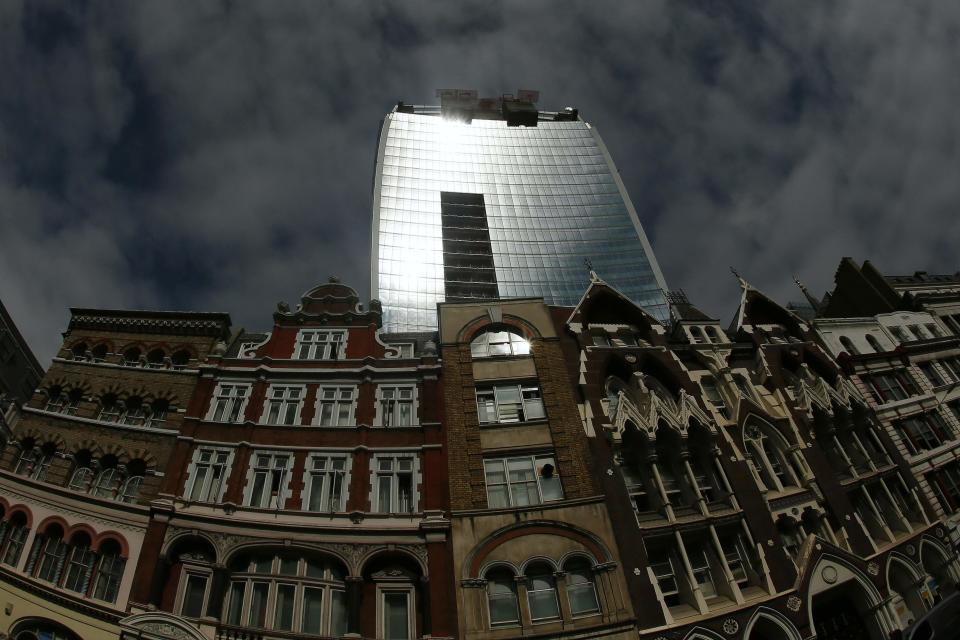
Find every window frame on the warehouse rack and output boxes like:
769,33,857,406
207,382,252,423
377,584,416,640
483,453,563,508
470,329,531,359
475,383,546,425
314,385,357,427
177,568,213,619
375,384,418,427
184,447,235,503
261,384,305,426
301,453,352,512
244,451,294,509
294,329,347,361
370,453,420,514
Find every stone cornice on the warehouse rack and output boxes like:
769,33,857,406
68,309,231,337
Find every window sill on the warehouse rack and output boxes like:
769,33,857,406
479,418,549,429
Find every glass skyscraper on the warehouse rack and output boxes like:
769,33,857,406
371,90,669,331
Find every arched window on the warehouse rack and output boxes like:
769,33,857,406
744,423,802,491
93,539,126,603
91,344,108,363
44,386,65,412
525,562,560,622
11,620,81,640
225,552,348,635
839,336,859,355
30,524,68,583
119,459,146,504
120,397,145,426
604,376,631,420
471,328,530,358
147,399,169,427
122,347,141,367
645,376,678,413
146,348,166,369
655,431,689,506
64,389,83,415
865,334,883,353
706,326,724,343
485,566,520,627
1,512,30,566
67,450,94,492
98,394,121,423
70,343,88,361
62,532,95,594
171,350,191,370
564,557,600,616
91,456,120,498
15,441,55,481
689,327,706,344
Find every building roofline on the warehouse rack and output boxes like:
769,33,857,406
0,298,43,376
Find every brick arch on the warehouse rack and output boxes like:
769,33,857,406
95,382,126,401
466,521,612,578
118,341,150,356
93,531,129,557
358,547,427,578
143,388,181,407
89,339,115,354
0,496,10,513
6,505,33,527
168,344,197,359
125,447,158,469
123,385,152,402
65,523,97,545
458,313,543,344
35,515,70,536
224,542,351,576
99,442,131,464
71,438,103,458
16,427,67,451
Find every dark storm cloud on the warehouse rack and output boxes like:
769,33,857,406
1,1,958,361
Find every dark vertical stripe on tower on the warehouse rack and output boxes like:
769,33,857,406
440,192,499,302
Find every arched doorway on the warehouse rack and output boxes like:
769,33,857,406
809,558,889,640
10,619,81,640
744,610,802,640
921,538,959,600
887,556,930,628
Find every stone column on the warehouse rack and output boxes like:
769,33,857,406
206,563,229,619
345,575,364,636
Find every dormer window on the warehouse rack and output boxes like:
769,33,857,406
295,330,346,360
689,327,707,344
471,328,530,358
706,326,723,342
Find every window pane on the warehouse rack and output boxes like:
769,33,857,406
249,582,269,627
182,574,207,618
488,580,520,625
274,583,295,631
227,582,245,625
384,592,410,640
302,587,324,634
567,570,599,615
331,589,348,637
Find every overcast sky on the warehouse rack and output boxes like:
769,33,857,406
2,1,958,362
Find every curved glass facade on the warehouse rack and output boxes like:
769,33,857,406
372,109,668,331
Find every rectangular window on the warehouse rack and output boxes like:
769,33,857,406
249,581,269,627
378,385,416,427
869,371,915,403
226,582,245,625
93,555,125,603
2,525,27,566
304,454,350,512
295,330,346,360
688,549,716,598
36,537,67,583
898,415,947,454
263,386,303,425
181,573,208,618
483,454,563,508
476,383,545,425
388,343,415,358
919,362,947,387
700,377,729,419
247,452,292,509
942,357,960,381
382,591,412,640
186,448,232,503
302,587,324,634
315,387,356,426
720,532,753,585
273,583,296,631
373,455,417,513
647,549,680,607
208,383,250,423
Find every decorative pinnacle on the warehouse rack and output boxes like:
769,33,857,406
730,267,748,289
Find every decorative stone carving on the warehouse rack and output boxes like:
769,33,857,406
723,618,739,635
786,595,801,611
906,544,916,556
821,565,839,584
867,561,880,576
139,623,196,640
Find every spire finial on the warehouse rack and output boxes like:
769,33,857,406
730,267,749,289
585,258,601,283
793,276,822,314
